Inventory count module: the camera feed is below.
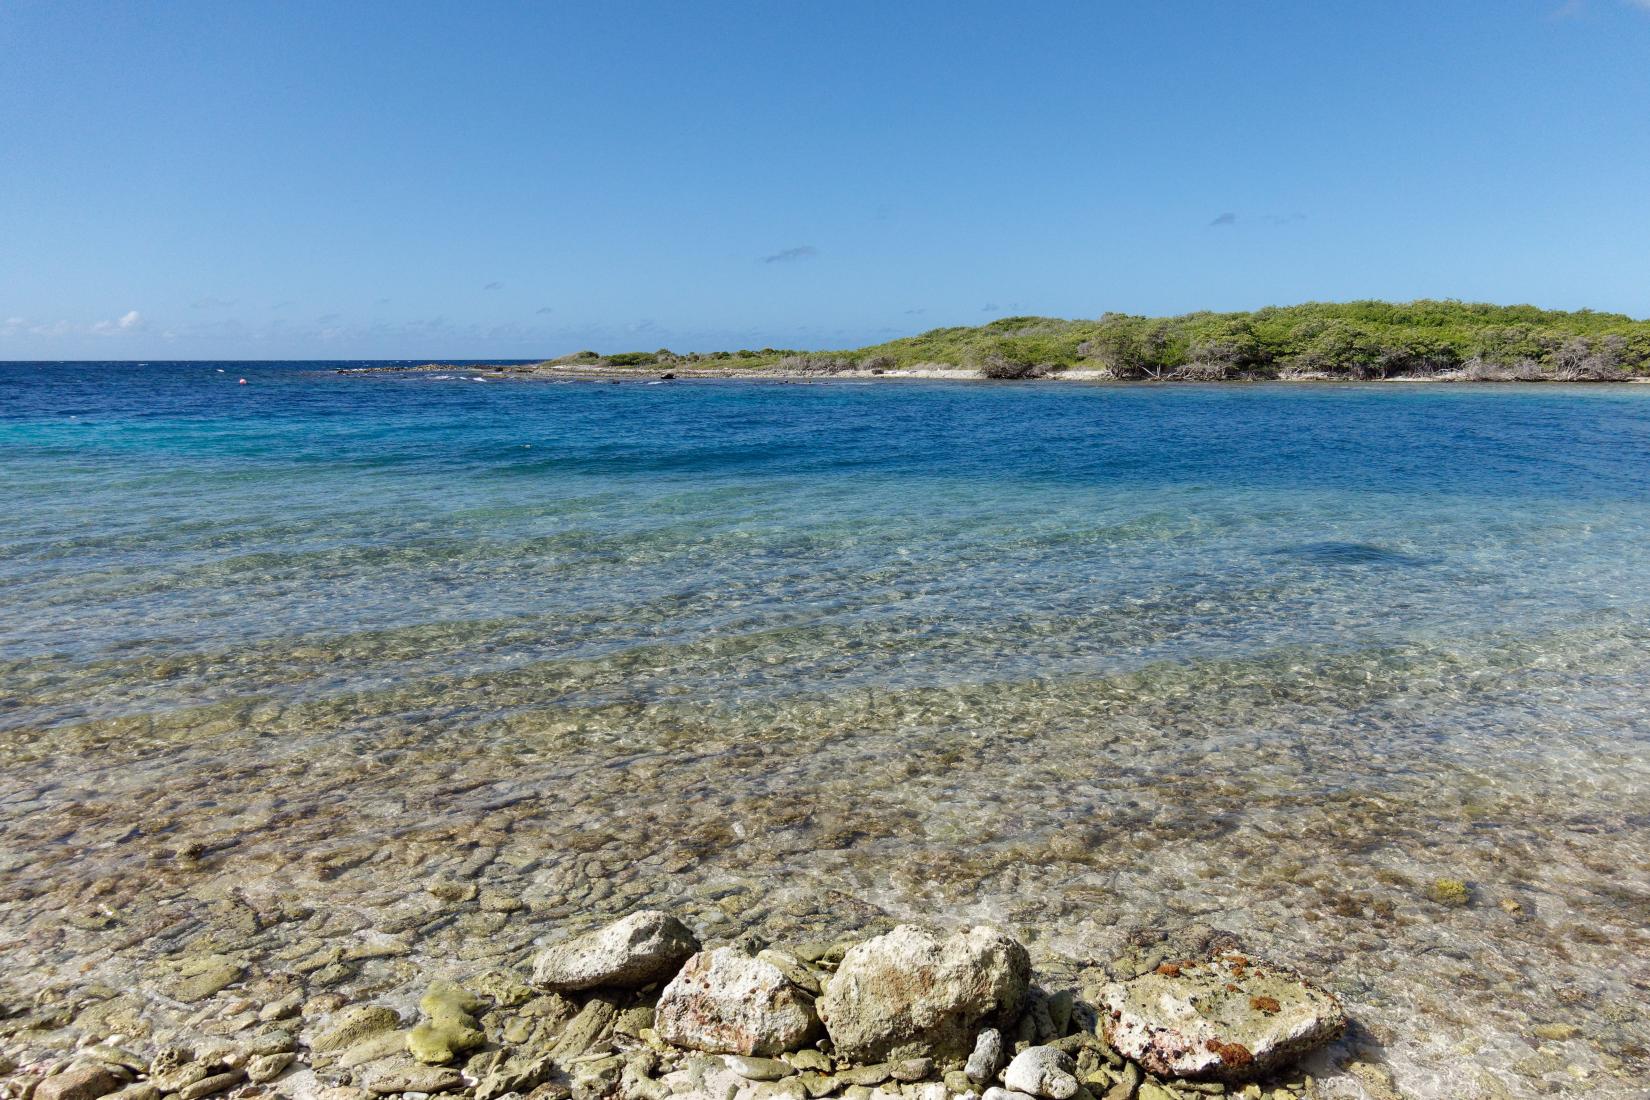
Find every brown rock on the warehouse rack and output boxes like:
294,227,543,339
36,1066,124,1100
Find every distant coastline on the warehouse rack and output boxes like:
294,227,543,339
348,299,1650,384
346,361,1650,384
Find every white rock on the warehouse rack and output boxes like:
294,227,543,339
982,1089,1037,1100
531,910,699,991
1002,1047,1077,1099
1098,954,1347,1082
656,947,820,1056
817,925,1030,1062
965,1028,1005,1083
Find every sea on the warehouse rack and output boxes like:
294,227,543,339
3,362,1648,1098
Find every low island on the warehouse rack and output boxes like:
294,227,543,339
366,301,1650,383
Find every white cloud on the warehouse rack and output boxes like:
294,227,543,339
90,310,145,335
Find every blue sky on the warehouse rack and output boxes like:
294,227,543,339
2,0,1648,360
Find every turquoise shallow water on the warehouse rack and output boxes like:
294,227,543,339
3,364,1650,1097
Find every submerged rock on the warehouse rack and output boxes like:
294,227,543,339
34,1065,124,1100
532,910,701,991
245,1053,295,1084
818,925,1030,1063
656,946,821,1056
1097,954,1346,1082
312,1005,401,1053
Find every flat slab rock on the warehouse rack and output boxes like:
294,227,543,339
1098,954,1346,1082
531,910,700,991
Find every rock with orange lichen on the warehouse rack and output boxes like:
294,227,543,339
1097,953,1345,1082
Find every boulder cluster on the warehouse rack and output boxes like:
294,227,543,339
1,911,1349,1100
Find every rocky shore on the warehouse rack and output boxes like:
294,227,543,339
2,910,1367,1100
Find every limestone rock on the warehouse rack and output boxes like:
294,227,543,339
818,925,1031,1063
474,1054,563,1100
1097,954,1346,1082
167,956,245,1003
1002,1047,1077,1099
532,910,700,992
408,980,487,1065
548,996,619,1060
889,1058,931,1083
177,1072,243,1100
312,1005,401,1053
362,1058,463,1095
656,947,821,1056
246,1053,296,1084
35,1066,124,1100
966,1029,1006,1083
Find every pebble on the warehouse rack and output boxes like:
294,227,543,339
783,1050,831,1074
889,1058,932,1083
177,1071,244,1100
246,1053,296,1084
259,996,302,1023
726,1056,792,1081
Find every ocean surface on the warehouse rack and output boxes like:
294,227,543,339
3,362,1649,1098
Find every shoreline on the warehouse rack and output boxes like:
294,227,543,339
0,910,1369,1100
338,364,1650,385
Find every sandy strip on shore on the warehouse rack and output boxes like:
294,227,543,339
382,362,1650,385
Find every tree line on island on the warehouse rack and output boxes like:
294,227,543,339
546,300,1650,380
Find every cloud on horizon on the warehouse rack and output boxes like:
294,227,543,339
1209,212,1238,228
761,245,818,264
483,281,504,290
90,310,145,335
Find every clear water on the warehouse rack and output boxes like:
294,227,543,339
3,363,1649,1097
